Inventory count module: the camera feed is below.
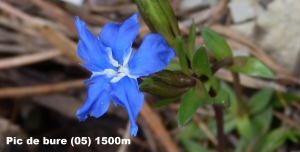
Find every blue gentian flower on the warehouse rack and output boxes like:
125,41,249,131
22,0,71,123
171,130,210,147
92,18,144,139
75,14,175,136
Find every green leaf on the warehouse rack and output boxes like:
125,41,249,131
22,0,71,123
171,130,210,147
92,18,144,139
229,56,275,78
210,76,219,92
175,123,199,141
191,46,212,77
200,26,233,61
180,139,213,152
173,36,190,76
210,89,230,107
236,115,252,139
235,138,248,152
251,106,273,152
260,128,290,152
153,96,180,109
236,106,273,152
165,61,181,71
178,88,202,127
194,79,211,104
187,20,196,60
273,92,300,108
251,105,273,136
247,88,274,115
220,81,238,116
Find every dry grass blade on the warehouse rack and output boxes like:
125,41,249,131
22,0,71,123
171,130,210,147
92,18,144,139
273,111,300,130
0,49,61,70
193,115,218,146
210,25,300,85
0,79,85,98
0,1,81,64
36,25,81,63
89,3,137,13
140,102,179,152
30,0,78,35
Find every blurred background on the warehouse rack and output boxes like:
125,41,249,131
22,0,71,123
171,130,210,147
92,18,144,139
0,0,299,152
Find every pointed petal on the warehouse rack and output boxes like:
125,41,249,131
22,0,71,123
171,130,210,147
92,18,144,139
77,75,112,120
128,34,175,77
80,63,101,72
75,17,113,70
110,77,144,136
99,14,140,64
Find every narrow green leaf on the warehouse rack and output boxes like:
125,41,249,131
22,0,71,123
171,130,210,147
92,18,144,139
187,20,196,60
247,88,274,115
251,106,273,152
194,79,211,104
178,88,202,127
175,123,199,141
251,105,273,136
210,89,230,107
210,76,219,92
191,46,212,77
173,36,190,76
260,128,290,152
181,139,213,152
200,26,233,61
153,96,180,109
236,115,252,139
220,81,238,116
229,56,275,78
273,92,300,108
287,130,300,143
165,61,181,71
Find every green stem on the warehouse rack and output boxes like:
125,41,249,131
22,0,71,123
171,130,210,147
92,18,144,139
231,72,247,116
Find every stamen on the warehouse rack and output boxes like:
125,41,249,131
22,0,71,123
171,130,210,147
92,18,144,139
105,47,119,67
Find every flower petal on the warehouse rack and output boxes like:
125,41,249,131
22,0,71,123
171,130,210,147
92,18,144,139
128,34,175,77
99,14,140,64
75,17,113,70
77,75,112,121
110,77,144,136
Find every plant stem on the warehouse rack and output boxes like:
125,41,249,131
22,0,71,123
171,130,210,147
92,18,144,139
211,58,233,75
213,105,224,152
231,72,247,115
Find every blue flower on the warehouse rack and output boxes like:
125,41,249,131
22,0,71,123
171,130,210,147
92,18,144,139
75,14,175,136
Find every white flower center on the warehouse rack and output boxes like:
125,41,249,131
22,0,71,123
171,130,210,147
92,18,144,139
110,64,130,83
91,47,135,83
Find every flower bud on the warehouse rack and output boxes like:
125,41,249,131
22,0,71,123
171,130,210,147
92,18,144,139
135,0,179,45
151,70,195,87
140,80,189,98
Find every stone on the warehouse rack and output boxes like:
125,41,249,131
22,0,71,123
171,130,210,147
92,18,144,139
228,0,263,23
